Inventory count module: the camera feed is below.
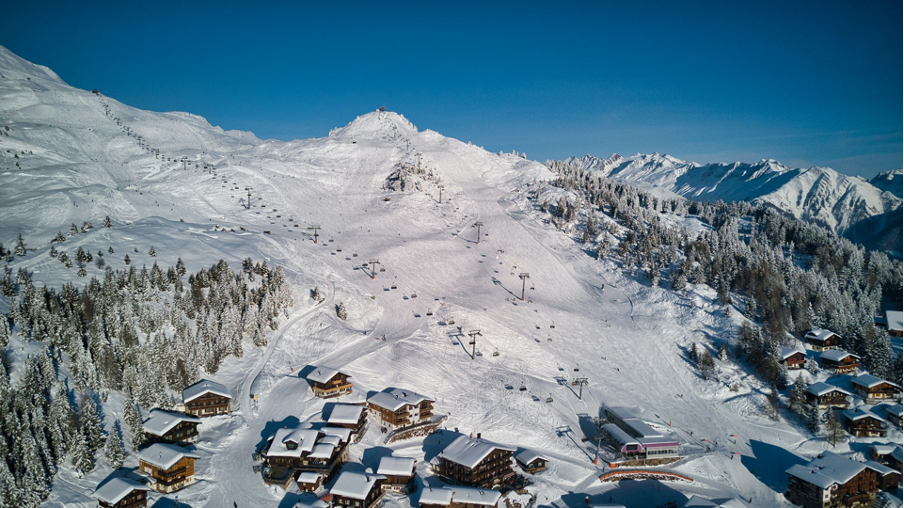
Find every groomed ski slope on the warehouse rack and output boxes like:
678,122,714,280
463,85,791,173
0,46,898,507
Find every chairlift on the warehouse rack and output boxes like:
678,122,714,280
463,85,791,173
447,319,455,325
530,284,535,290
519,384,527,392
546,394,554,403
550,322,556,329
380,267,386,272
574,366,580,372
353,253,358,257
411,293,417,298
391,284,398,290
468,339,475,345
426,309,434,316
492,349,499,357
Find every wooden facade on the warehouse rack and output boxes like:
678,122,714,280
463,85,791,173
438,448,514,488
843,411,886,438
819,352,861,374
786,452,880,508
780,350,806,370
139,455,196,494
185,392,231,417
806,384,850,409
516,457,547,473
296,472,322,492
98,490,147,508
851,377,902,403
309,372,353,399
94,478,150,508
367,389,435,432
330,473,386,508
804,329,841,352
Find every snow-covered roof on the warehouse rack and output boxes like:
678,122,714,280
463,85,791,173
307,443,336,459
327,404,364,425
93,477,150,505
265,426,322,458
297,472,321,483
514,449,547,465
377,456,416,476
785,451,867,489
438,435,516,469
368,387,433,411
842,407,885,423
329,471,385,500
142,409,201,436
137,442,200,470
778,346,804,360
819,350,858,362
869,444,898,456
307,367,347,384
419,487,454,506
886,310,903,332
807,382,851,397
683,496,718,507
865,460,896,476
805,328,838,342
851,373,901,390
602,423,641,448
293,497,329,508
318,426,352,443
317,435,342,448
449,486,501,506
182,379,231,403
893,447,903,463
883,404,903,418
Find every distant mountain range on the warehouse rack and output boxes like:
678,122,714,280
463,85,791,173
554,154,902,255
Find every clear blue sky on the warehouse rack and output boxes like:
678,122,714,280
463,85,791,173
1,1,900,177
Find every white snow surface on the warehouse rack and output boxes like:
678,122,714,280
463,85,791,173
0,45,900,507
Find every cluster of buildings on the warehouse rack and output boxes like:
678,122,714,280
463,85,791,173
781,324,903,507
93,379,233,507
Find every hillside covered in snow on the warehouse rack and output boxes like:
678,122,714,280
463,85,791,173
0,45,901,508
555,154,902,256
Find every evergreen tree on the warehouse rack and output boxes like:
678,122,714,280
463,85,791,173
766,388,780,421
824,411,845,447
103,216,112,228
806,404,821,433
80,396,105,452
789,374,808,416
104,421,125,469
71,431,95,476
122,399,145,451
698,348,716,380
14,234,26,257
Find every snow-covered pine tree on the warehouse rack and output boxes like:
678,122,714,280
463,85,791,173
14,234,25,257
104,421,125,468
79,396,105,452
824,411,845,447
789,374,808,416
122,398,145,451
71,431,95,476
806,404,821,433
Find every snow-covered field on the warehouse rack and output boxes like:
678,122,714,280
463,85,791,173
0,46,900,507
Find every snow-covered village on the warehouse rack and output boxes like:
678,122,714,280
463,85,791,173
0,4,902,508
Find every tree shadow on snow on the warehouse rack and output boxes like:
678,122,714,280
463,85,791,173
422,429,464,462
150,498,193,508
278,492,324,508
558,480,686,508
740,439,807,492
363,446,397,471
255,415,301,454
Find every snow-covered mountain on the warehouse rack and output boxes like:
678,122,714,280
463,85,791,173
0,45,900,507
558,154,902,250
869,169,903,199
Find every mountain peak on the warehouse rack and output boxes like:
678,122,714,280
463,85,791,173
329,109,418,141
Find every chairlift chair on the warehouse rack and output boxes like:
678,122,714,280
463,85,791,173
519,384,527,391
391,284,398,290
492,349,499,357
380,267,386,272
546,394,554,403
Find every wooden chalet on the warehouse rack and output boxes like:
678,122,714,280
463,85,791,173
514,449,548,474
778,346,806,370
418,486,501,508
367,388,435,432
884,310,903,337
142,409,201,446
806,382,851,409
296,471,322,492
842,407,887,438
785,451,881,508
181,379,231,417
306,367,353,399
880,404,903,427
436,435,515,488
376,456,416,493
850,374,901,403
93,477,150,508
324,403,367,439
804,329,841,352
329,471,385,508
866,461,901,492
137,443,200,493
260,424,350,488
819,350,861,374
868,445,903,472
